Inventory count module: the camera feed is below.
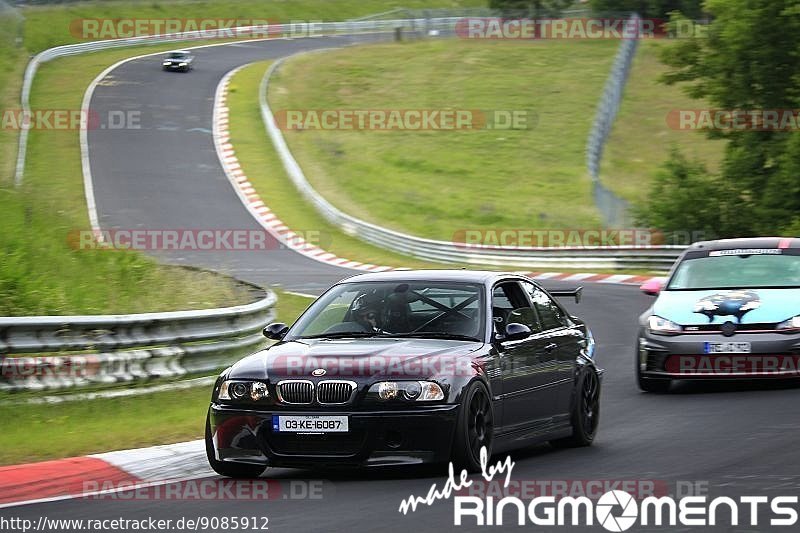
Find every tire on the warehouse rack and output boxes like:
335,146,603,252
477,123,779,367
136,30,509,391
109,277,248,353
451,381,494,472
551,369,600,448
205,410,266,478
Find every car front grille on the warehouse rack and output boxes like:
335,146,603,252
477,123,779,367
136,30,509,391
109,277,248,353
276,380,314,404
275,380,358,405
317,381,357,404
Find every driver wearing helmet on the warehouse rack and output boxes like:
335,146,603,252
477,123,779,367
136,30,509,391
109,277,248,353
351,292,384,333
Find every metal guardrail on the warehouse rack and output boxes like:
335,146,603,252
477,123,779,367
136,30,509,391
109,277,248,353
586,13,641,227
0,286,276,392
259,53,685,271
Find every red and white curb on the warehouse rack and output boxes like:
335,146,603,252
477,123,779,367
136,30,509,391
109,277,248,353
524,272,666,286
0,440,211,508
213,65,392,273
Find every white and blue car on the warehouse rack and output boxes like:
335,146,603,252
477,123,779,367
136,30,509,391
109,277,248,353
637,237,800,392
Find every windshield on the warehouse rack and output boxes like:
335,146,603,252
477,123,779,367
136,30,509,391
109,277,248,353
667,251,800,290
168,52,188,59
289,281,485,341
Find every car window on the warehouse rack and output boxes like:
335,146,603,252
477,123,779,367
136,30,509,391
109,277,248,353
507,307,540,332
493,281,537,332
522,281,567,331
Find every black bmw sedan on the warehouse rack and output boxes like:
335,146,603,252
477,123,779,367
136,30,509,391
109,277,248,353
205,270,602,477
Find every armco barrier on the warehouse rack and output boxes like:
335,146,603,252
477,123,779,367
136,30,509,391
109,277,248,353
0,287,276,392
586,13,641,226
259,54,686,271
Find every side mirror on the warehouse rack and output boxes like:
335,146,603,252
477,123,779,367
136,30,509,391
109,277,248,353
263,322,289,340
503,322,532,342
640,279,664,296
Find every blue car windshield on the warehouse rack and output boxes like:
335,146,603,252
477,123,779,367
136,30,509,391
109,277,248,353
668,252,800,290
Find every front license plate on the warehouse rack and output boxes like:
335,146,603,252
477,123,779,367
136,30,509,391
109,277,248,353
704,341,751,354
272,415,349,433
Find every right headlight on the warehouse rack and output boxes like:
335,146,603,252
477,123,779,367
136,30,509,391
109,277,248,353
367,381,444,402
647,315,683,335
776,315,800,331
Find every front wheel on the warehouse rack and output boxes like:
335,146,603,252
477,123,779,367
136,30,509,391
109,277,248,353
205,410,266,478
451,381,494,472
552,369,600,448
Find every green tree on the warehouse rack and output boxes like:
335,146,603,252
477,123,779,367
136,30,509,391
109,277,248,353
589,0,704,19
633,149,740,239
489,0,574,17
639,0,800,237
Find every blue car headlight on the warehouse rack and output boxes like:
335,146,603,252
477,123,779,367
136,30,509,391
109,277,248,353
776,315,800,331
648,315,683,335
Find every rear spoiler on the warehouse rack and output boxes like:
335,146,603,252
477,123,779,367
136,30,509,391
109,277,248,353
549,286,582,303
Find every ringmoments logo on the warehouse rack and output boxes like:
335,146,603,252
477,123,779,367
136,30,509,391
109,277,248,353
452,491,800,529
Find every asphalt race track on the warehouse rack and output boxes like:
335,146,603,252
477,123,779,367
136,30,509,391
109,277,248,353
5,35,800,532
87,34,390,293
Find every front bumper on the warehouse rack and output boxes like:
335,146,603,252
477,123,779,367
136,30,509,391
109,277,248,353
208,403,459,468
638,329,800,379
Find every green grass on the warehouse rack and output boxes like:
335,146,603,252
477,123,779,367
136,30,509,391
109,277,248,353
226,61,453,269
226,60,666,276
0,11,25,185
19,0,485,54
269,39,619,240
0,386,212,465
0,289,313,465
599,40,726,203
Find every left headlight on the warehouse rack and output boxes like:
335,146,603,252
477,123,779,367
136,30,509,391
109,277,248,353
367,381,444,402
218,380,270,401
647,315,683,335
776,315,800,331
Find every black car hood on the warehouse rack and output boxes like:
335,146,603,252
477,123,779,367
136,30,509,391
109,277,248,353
228,337,484,381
